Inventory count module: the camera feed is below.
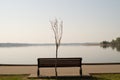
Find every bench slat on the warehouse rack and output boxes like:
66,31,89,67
38,58,82,67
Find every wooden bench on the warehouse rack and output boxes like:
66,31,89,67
37,58,82,77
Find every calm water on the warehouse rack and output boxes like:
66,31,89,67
0,44,120,64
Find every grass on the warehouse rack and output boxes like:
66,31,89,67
0,74,32,80
0,74,120,80
43,77,94,80
92,73,120,80
0,75,93,80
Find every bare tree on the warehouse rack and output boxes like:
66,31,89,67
50,18,63,79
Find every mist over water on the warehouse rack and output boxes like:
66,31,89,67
0,43,120,64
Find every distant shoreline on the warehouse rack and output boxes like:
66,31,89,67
0,43,100,47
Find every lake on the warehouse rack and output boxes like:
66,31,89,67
0,44,120,64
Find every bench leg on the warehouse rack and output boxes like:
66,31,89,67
80,67,82,77
37,68,40,76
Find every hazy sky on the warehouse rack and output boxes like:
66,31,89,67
0,0,120,43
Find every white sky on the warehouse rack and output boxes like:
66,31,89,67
0,0,120,43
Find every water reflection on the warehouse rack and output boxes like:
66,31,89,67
100,44,120,52
0,43,120,64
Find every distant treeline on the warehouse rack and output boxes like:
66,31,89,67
100,37,120,45
100,37,120,52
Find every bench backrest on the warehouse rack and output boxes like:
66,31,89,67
38,58,82,67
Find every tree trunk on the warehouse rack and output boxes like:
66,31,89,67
55,45,58,79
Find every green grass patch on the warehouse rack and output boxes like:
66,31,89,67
40,76,95,80
0,75,94,80
0,74,120,80
0,74,34,80
92,73,120,80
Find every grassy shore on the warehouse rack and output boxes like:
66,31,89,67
0,74,31,80
42,74,120,80
92,73,120,80
0,74,120,80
